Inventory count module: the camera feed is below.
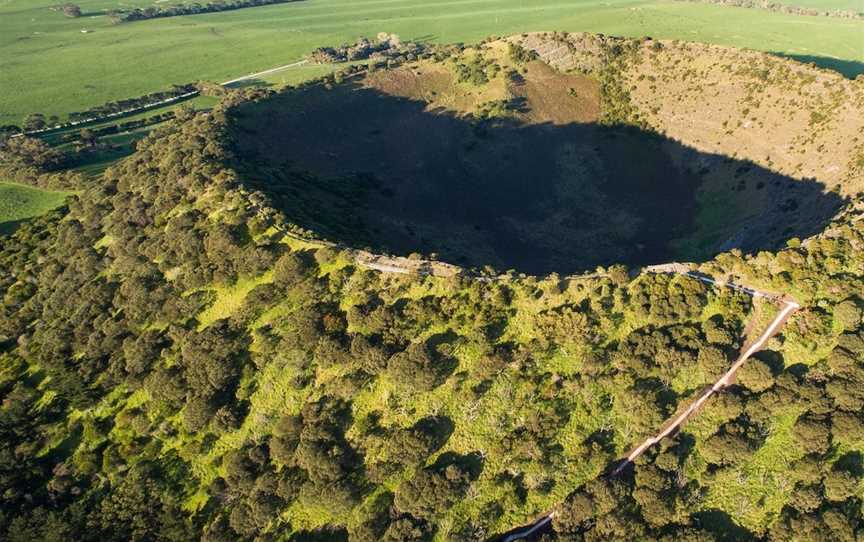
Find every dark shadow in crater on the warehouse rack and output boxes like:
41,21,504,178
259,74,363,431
229,80,845,275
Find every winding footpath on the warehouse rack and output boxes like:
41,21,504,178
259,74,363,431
496,270,800,542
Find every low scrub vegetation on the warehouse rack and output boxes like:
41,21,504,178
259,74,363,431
108,0,303,23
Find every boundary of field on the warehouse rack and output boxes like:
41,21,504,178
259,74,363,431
12,59,310,138
14,91,200,138
673,0,863,20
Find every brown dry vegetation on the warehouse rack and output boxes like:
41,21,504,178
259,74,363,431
229,36,848,275
516,32,863,257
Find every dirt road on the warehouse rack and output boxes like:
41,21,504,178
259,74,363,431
611,294,799,475
221,59,309,85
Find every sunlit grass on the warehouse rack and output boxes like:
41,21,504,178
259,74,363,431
0,181,70,234
195,271,274,329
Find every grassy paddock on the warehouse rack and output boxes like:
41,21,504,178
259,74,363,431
0,181,71,234
1,0,862,124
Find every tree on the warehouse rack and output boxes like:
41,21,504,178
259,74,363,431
831,411,864,443
180,319,247,399
350,334,389,374
613,385,668,442
294,397,357,483
77,128,97,148
387,341,453,391
228,504,258,537
223,449,259,493
388,417,451,468
0,135,65,170
555,490,596,533
788,483,823,512
269,414,303,465
737,358,775,393
145,365,188,408
702,315,736,346
792,414,832,455
275,467,306,503
348,492,393,542
700,430,754,466
833,298,863,330
182,395,217,432
95,464,195,541
394,463,473,518
22,113,46,132
697,345,730,379
381,515,433,542
823,469,859,502
273,250,317,288
122,330,166,383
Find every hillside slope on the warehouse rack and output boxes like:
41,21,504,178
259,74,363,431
0,35,863,542
230,39,850,273
517,32,864,258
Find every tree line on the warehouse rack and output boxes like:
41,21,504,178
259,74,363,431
108,0,304,23
0,83,199,137
675,0,863,19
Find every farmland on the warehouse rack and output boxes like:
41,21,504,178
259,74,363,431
2,0,863,125
0,181,70,233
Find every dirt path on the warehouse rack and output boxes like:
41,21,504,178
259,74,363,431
220,59,309,86
500,514,555,542
492,271,799,541
611,293,798,475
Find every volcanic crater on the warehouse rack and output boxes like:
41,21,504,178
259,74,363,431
228,34,857,275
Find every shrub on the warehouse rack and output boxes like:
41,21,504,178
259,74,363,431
387,341,453,391
394,458,476,518
737,359,775,392
507,42,538,65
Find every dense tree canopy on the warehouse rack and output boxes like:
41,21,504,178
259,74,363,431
0,63,863,542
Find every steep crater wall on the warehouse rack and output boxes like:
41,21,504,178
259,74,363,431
227,37,848,275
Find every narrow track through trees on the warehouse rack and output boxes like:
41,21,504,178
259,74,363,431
494,270,800,542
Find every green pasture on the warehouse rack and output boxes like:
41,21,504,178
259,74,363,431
0,181,71,234
1,0,862,125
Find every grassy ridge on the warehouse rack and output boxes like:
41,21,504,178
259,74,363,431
0,181,70,234
1,0,863,124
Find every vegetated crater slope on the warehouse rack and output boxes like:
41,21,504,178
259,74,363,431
229,36,856,275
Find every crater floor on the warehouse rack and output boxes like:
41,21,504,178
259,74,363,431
230,46,843,274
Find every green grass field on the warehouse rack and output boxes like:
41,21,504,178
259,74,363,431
1,0,862,125
0,181,70,234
